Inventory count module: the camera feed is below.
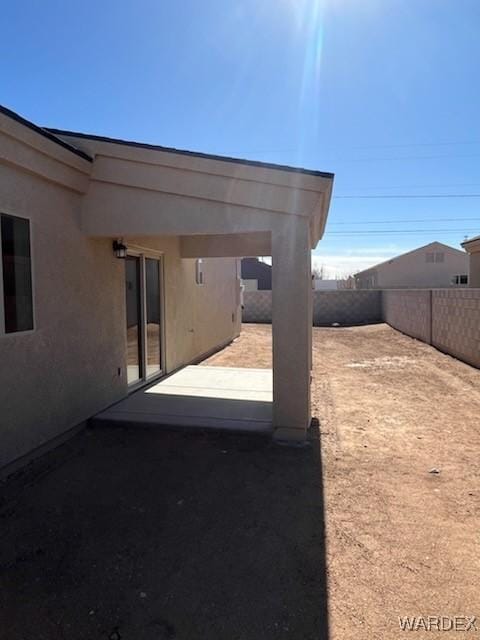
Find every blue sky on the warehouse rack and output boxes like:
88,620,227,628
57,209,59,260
2,0,480,276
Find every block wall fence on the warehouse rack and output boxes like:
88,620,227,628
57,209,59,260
243,290,382,326
383,289,480,368
382,290,432,343
242,288,480,370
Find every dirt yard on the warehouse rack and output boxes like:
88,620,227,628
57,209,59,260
2,323,480,639
208,323,480,638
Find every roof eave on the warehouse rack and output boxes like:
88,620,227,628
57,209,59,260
0,105,93,162
462,236,480,252
45,128,334,180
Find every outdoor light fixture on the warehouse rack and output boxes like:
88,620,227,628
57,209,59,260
113,240,127,259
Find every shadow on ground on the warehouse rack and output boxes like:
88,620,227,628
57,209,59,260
0,426,328,640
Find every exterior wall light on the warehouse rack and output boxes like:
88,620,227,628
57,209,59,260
113,240,127,259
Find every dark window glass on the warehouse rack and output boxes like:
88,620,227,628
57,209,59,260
145,258,161,376
125,256,142,384
1,215,33,333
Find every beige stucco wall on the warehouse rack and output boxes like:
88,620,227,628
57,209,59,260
0,156,240,471
356,243,469,289
469,253,480,288
0,163,126,468
463,240,480,288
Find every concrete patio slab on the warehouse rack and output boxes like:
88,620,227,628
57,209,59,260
93,365,273,434
147,366,272,401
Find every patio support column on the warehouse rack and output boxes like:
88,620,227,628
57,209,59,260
272,217,312,443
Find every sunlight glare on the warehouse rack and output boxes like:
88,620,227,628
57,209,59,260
281,0,327,164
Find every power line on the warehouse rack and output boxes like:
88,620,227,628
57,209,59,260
211,141,480,158
329,217,480,225
348,140,480,150
334,194,480,199
334,152,480,163
335,182,480,190
326,229,477,236
220,141,480,156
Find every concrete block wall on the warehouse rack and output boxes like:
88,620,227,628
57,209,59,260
243,290,273,323
243,287,480,371
383,288,480,370
432,289,480,368
312,290,382,326
243,290,382,326
382,290,432,343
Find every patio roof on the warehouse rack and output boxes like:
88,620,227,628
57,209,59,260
49,129,334,250
46,127,333,179
0,105,92,161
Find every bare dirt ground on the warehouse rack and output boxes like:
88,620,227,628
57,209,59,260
1,323,480,639
207,323,480,639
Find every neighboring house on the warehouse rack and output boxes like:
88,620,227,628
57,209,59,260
462,235,480,287
313,279,338,290
313,278,354,290
0,105,333,470
241,257,272,290
242,279,259,292
354,242,469,289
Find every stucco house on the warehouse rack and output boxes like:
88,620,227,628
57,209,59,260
241,257,272,291
461,235,480,287
0,105,333,472
354,241,469,290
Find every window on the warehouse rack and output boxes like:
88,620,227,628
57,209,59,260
195,258,204,285
452,274,468,285
1,214,33,333
426,251,444,264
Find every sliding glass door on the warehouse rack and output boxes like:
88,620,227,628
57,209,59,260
145,258,162,377
124,254,163,386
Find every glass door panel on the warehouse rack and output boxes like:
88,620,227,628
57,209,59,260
145,258,162,377
125,256,142,385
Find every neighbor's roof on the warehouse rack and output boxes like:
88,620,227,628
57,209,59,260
45,128,334,179
462,234,480,246
354,241,466,278
0,104,93,162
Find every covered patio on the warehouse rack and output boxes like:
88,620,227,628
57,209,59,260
94,365,273,434
54,130,334,441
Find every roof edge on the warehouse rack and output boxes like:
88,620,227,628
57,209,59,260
353,241,467,277
0,105,93,162
462,234,480,247
46,128,335,179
